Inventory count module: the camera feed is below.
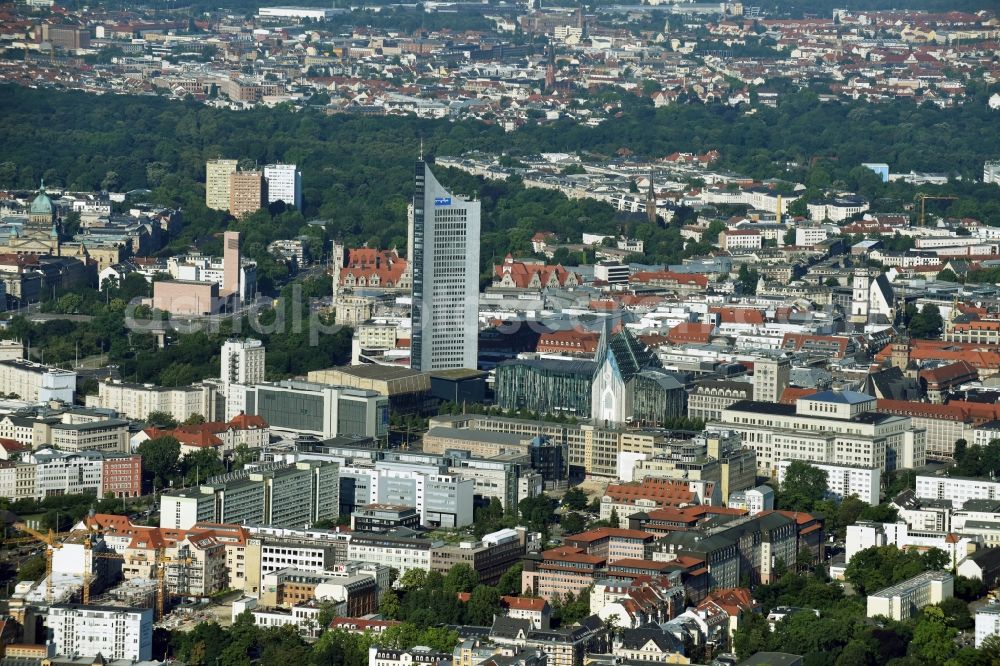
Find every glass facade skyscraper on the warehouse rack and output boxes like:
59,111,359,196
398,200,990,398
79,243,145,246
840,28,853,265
411,160,481,371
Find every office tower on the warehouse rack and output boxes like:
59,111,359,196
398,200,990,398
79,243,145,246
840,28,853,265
206,159,238,211
264,163,302,208
229,171,265,219
410,160,481,371
221,338,266,387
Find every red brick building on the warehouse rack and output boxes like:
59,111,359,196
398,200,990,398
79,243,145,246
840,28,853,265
101,453,142,497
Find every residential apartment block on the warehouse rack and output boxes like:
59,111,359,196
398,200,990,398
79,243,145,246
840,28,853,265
47,605,153,662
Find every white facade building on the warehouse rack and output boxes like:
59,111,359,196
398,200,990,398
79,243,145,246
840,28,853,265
221,338,266,419
866,571,953,621
715,390,925,476
47,605,153,661
87,379,216,423
915,475,1000,509
29,448,103,499
976,605,1000,648
0,359,76,403
776,460,881,505
846,521,977,568
410,160,480,371
264,163,302,209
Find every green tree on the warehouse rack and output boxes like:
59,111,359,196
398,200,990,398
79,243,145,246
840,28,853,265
562,486,588,511
910,606,957,663
936,268,959,282
561,511,586,535
398,568,427,592
17,555,46,581
779,461,826,511
909,303,944,339
497,562,523,596
136,435,181,486
379,589,401,619
443,563,479,595
146,411,178,428
937,597,973,630
465,585,501,626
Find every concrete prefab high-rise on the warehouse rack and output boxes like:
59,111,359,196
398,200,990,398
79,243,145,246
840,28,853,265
222,230,243,299
206,159,238,211
229,171,265,219
221,338,266,387
264,163,302,208
410,160,481,372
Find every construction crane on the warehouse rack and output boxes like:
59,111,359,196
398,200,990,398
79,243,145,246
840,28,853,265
84,548,190,620
13,522,64,605
156,548,192,621
916,194,958,226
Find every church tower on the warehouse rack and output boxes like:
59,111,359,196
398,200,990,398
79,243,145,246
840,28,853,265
890,335,911,371
544,45,556,91
851,267,873,326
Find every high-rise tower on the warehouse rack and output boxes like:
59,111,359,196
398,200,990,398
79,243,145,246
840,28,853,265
410,160,481,371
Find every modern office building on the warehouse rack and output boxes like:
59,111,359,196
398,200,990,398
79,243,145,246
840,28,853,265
429,528,526,586
494,358,596,417
866,571,953,620
263,163,302,208
206,159,238,211
339,463,474,528
410,160,481,371
159,461,339,529
242,380,389,439
47,605,153,661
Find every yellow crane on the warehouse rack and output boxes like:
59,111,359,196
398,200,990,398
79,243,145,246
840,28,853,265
13,522,64,605
916,194,958,226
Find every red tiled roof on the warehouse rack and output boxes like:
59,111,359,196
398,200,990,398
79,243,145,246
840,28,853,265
709,306,765,324
536,330,599,354
780,387,817,404
501,595,547,611
564,527,655,543
629,271,709,288
874,340,1000,370
918,360,977,387
666,322,715,345
339,248,408,289
877,399,1000,425
494,255,580,289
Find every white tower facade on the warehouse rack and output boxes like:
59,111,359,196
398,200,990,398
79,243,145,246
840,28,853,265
264,163,302,208
221,338,265,418
410,161,481,372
